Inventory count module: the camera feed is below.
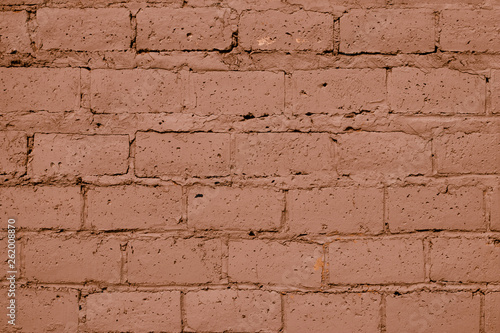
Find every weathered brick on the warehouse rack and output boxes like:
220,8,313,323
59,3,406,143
486,292,500,333
184,290,281,332
285,293,381,333
135,132,230,177
328,238,425,284
188,71,284,116
430,237,500,283
0,131,26,175
86,292,181,333
389,68,486,114
337,132,432,178
137,8,233,51
228,240,322,287
188,186,282,231
386,292,480,333
225,0,286,10
492,186,500,231
340,9,435,54
127,238,222,284
36,8,132,51
387,186,484,232
288,187,384,235
394,0,481,3
90,70,182,113
87,185,183,230
23,235,121,283
0,68,80,113
434,133,500,174
234,133,335,177
441,10,500,52
1,0,42,3
240,10,333,51
0,186,81,230
490,70,500,114
32,134,129,177
0,11,31,54
288,0,386,10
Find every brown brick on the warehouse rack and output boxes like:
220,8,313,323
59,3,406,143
486,292,500,333
491,186,500,232
328,238,425,284
490,70,500,114
0,11,31,54
0,131,26,175
288,0,386,10
37,8,132,51
240,10,333,51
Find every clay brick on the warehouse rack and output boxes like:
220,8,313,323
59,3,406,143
234,133,335,177
434,133,500,174
387,186,484,232
90,70,182,113
184,290,281,332
86,292,181,333
328,238,425,284
394,0,481,3
386,292,480,333
36,8,132,51
430,237,500,283
441,10,500,52
288,187,384,235
32,134,129,177
288,0,386,10
127,238,222,284
336,132,432,178
485,292,500,333
0,186,81,230
0,131,26,175
490,70,500,114
1,0,42,3
240,10,334,52
86,185,183,230
135,132,230,177
492,186,500,231
225,0,286,10
137,8,233,51
0,68,80,113
188,71,284,116
389,68,486,114
285,293,381,333
188,186,282,231
0,11,31,54
23,235,121,283
228,240,322,287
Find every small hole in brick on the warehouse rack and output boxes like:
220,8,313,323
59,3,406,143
322,82,328,87
195,194,203,198
394,291,401,296
249,231,255,237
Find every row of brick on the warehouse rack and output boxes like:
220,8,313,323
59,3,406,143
1,9,500,53
1,67,498,115
7,235,500,285
1,185,498,232
3,288,499,332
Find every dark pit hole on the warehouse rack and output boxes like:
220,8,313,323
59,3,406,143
195,194,203,198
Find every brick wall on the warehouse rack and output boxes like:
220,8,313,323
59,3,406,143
0,0,499,332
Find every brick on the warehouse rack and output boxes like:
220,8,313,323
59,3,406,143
430,237,500,283
328,238,425,284
288,187,384,235
1,0,42,3
23,235,121,283
337,132,432,178
292,69,386,115
228,240,322,287
32,134,129,177
340,9,435,54
240,10,333,52
86,292,181,333
188,71,284,116
0,131,26,175
387,186,484,232
87,185,183,230
225,0,286,10
137,8,233,51
184,290,281,332
490,70,500,114
394,0,481,3
492,186,500,231
135,132,230,177
285,293,381,333
36,8,132,51
235,133,335,177
0,11,31,54
288,0,386,10
90,70,182,114
485,292,500,333
386,292,480,333
434,133,500,174
389,68,486,114
127,238,222,284
0,186,81,230
188,186,282,231
0,68,80,112
441,10,500,52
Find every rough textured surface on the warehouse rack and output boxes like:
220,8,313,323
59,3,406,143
0,11,31,54
485,292,500,333
0,131,26,175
